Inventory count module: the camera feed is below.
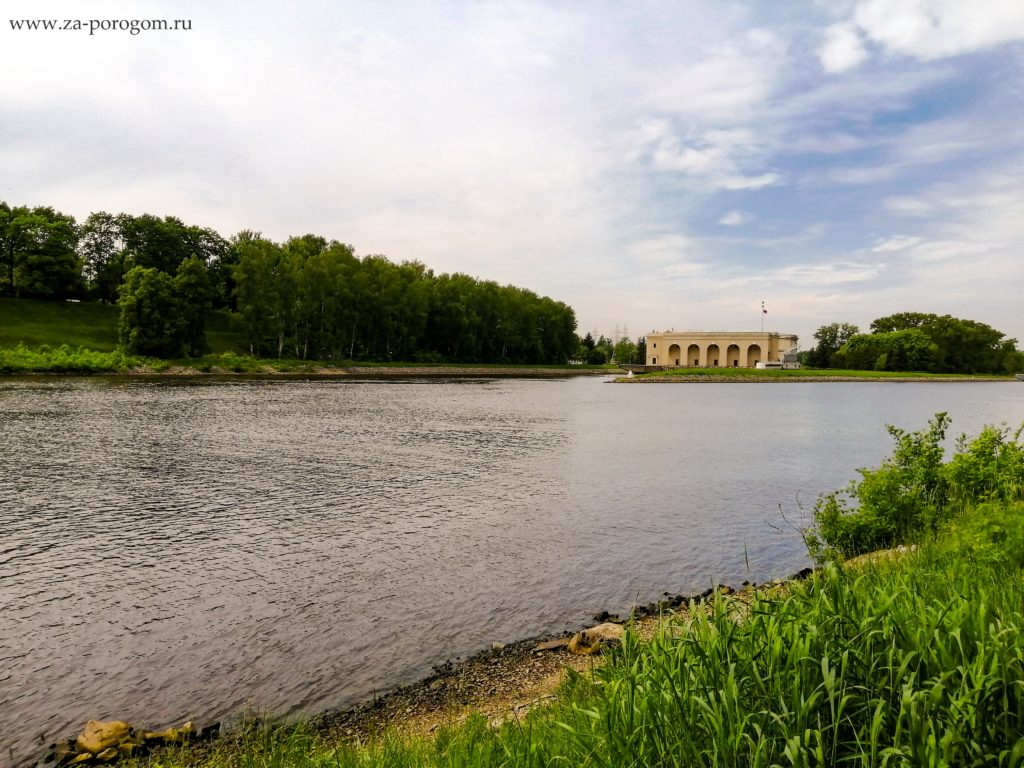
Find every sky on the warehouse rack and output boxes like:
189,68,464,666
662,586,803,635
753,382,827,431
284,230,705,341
2,0,1023,347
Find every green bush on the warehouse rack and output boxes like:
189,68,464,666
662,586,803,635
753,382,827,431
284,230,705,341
946,424,1024,507
810,413,1024,559
810,413,950,557
0,342,141,373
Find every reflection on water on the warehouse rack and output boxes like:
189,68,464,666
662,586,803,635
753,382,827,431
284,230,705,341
1,376,1022,764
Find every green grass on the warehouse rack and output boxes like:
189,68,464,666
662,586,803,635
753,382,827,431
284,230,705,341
0,297,247,356
133,498,1024,768
0,297,121,350
632,366,1011,380
204,311,250,354
0,344,144,374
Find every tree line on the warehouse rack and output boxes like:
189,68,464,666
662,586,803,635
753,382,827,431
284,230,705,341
808,313,1023,374
0,202,579,363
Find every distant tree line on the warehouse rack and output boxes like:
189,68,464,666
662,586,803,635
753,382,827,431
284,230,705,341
807,313,1023,374
575,332,645,365
0,202,578,363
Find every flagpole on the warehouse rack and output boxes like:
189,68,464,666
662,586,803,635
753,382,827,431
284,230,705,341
761,301,764,333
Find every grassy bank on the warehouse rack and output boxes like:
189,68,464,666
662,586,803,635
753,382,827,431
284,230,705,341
1,298,614,375
626,366,1011,381
0,297,248,354
0,346,616,376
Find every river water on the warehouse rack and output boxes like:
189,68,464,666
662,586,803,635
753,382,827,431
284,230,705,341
1,376,1022,764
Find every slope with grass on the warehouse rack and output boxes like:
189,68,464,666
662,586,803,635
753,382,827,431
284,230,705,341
0,297,248,355
1,298,611,375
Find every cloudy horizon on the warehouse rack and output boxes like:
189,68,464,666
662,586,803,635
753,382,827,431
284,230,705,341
3,0,1023,347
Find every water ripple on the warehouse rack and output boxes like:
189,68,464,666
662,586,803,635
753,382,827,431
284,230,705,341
2,377,1023,765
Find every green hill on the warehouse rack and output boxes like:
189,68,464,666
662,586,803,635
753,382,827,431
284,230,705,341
0,297,247,354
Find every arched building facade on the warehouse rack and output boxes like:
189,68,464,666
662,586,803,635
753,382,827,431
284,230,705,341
646,331,798,368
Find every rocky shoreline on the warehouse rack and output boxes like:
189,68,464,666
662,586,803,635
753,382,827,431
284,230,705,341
48,571,815,766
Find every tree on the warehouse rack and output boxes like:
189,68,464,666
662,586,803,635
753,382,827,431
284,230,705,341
586,335,611,364
427,272,479,361
174,257,215,356
0,203,82,299
869,312,1018,374
833,329,937,372
0,202,31,294
2,197,585,365
121,214,191,274
233,234,284,356
613,337,638,365
118,267,184,356
869,312,936,333
808,323,860,368
1005,349,1024,374
79,212,127,302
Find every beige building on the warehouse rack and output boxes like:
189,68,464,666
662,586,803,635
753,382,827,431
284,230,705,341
646,331,799,368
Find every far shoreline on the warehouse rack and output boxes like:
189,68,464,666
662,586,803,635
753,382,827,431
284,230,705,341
615,374,1014,383
0,365,622,379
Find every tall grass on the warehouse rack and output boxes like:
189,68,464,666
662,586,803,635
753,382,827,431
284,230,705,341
0,343,142,373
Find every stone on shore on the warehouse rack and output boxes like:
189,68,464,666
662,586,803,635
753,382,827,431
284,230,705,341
76,721,132,756
144,721,194,744
567,623,624,655
58,719,197,766
535,637,570,652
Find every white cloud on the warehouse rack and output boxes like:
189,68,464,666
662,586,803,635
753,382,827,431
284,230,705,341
885,196,934,216
625,234,702,266
718,210,750,226
718,173,781,190
819,22,868,73
904,240,989,263
642,125,781,190
767,261,882,287
872,235,922,252
787,133,871,154
829,166,899,185
640,39,781,122
822,0,1024,68
660,262,707,278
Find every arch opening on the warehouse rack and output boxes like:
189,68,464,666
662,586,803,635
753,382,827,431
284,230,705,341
687,344,700,367
726,344,741,368
746,344,761,367
706,344,720,367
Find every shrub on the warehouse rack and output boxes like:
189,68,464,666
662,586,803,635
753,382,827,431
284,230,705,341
945,423,1024,507
0,342,141,373
810,413,1024,559
809,413,951,558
